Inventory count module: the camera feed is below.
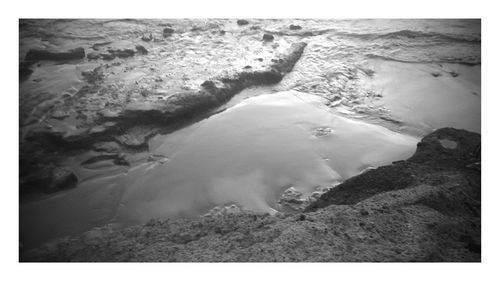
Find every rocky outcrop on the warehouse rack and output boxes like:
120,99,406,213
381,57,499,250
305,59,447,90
25,47,85,61
19,42,307,195
307,128,481,209
21,128,481,262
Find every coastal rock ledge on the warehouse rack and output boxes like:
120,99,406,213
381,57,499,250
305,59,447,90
21,127,481,262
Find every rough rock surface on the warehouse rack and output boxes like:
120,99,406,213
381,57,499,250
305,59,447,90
19,23,307,195
21,128,481,262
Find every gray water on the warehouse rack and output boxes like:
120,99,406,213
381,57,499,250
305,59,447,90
19,19,481,248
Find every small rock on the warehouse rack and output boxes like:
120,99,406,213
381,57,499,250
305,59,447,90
450,71,459,77
279,187,308,211
289,24,302,30
100,53,115,60
135,45,148,55
81,67,103,84
147,154,169,164
263,34,274,41
312,127,334,137
110,49,135,58
87,52,101,60
237,19,249,26
163,27,174,37
141,33,153,42
219,30,226,35
91,42,112,51
114,130,150,149
93,142,121,153
431,72,442,77
360,209,369,216
49,166,78,191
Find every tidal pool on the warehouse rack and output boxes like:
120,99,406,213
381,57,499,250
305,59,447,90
20,91,418,249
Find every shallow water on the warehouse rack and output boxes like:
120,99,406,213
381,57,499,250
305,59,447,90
358,60,481,135
20,91,418,248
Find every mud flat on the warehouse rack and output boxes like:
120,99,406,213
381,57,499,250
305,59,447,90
21,128,480,262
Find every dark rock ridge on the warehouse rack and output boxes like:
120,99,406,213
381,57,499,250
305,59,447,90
19,42,307,195
109,48,135,58
25,47,85,61
21,128,481,262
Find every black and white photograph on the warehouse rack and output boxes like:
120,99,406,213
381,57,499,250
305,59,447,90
4,0,500,277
